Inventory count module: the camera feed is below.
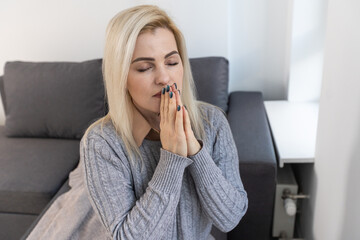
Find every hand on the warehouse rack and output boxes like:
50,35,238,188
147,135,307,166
161,84,202,157
182,104,202,156
159,84,187,157
168,85,201,156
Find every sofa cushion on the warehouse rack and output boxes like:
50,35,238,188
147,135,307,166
3,59,106,139
0,126,80,214
189,57,229,112
0,213,38,240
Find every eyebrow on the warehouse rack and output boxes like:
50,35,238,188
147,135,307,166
131,50,179,64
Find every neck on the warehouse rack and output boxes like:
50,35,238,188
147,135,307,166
145,128,160,140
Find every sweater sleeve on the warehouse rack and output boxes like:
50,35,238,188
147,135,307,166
81,135,193,240
187,110,248,232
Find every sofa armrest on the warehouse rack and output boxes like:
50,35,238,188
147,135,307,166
227,91,276,165
226,91,277,240
0,76,6,115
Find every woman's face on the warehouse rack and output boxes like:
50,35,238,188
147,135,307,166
127,28,183,115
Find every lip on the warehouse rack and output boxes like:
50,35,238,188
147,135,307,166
153,91,162,97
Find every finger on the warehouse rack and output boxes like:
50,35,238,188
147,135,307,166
171,84,181,98
174,86,182,109
175,103,184,135
170,84,180,107
170,84,180,129
160,87,163,113
170,83,177,91
168,89,176,127
183,106,192,139
160,87,165,120
164,85,170,117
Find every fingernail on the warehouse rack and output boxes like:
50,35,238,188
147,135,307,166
174,83,177,89
162,88,165,94
177,105,180,111
166,85,170,92
178,89,180,94
170,92,173,98
184,105,187,110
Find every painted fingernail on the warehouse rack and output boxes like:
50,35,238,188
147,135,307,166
162,88,165,94
166,85,170,92
174,83,177,89
177,105,181,111
184,105,187,110
170,92,173,98
178,89,180,94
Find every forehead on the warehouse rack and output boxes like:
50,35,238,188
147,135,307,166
132,28,178,57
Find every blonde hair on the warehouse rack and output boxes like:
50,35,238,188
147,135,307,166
83,5,217,166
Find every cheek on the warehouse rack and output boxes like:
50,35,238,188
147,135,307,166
127,74,143,99
176,66,184,88
127,75,153,101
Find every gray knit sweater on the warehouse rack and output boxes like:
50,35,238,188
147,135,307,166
82,103,248,239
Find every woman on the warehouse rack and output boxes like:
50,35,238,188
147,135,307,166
27,5,248,240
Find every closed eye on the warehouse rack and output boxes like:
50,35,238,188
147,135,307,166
137,67,151,72
168,62,178,66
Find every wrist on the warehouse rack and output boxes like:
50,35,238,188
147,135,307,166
188,139,202,157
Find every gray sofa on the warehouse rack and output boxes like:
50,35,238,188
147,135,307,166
0,57,276,240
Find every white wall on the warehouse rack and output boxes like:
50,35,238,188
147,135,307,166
0,0,294,125
229,0,291,100
287,0,328,102
312,0,360,238
0,0,229,68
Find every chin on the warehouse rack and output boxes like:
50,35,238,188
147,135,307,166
151,102,161,112
144,105,160,115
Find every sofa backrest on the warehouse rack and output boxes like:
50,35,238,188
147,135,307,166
0,76,6,115
189,57,229,112
0,57,228,139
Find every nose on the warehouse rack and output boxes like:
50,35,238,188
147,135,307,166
155,65,171,86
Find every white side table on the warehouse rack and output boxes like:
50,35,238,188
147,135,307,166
264,101,319,167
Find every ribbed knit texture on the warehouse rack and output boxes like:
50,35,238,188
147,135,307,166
27,103,248,240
